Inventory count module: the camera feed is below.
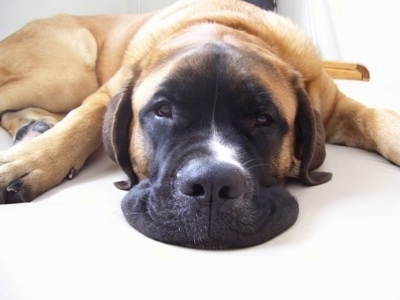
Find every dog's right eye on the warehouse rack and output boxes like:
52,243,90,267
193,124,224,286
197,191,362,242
255,113,273,127
155,101,172,118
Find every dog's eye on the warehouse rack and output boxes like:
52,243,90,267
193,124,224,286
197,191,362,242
255,113,272,127
155,102,172,118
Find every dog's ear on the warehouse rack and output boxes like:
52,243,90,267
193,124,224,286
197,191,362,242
103,82,138,190
293,80,332,186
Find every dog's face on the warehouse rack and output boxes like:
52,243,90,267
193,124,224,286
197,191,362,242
103,24,331,248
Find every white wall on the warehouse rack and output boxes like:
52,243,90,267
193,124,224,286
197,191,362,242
138,0,176,13
328,0,400,85
0,0,176,40
0,0,131,40
278,0,400,84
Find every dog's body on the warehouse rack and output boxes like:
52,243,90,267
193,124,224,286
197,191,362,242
1,0,399,248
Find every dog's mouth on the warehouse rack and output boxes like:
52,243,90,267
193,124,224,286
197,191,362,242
121,157,299,249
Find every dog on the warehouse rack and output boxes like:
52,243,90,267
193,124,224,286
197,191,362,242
1,0,399,249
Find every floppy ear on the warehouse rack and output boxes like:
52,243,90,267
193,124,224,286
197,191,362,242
102,82,138,190
293,81,332,186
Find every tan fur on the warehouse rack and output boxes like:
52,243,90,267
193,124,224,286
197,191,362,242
0,0,399,202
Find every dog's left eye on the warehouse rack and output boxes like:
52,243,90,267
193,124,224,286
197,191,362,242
255,113,272,127
155,101,172,118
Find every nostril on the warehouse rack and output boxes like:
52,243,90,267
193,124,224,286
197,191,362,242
219,186,232,199
187,184,205,197
177,171,207,197
218,183,243,200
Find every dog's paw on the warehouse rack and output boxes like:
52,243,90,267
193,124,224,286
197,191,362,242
0,147,50,203
0,172,31,204
0,152,34,204
0,143,79,204
371,109,400,166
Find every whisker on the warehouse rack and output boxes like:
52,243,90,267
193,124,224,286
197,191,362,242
128,211,148,217
246,163,268,171
242,158,262,167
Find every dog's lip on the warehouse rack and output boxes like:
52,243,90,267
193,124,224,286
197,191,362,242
120,176,298,249
121,194,267,249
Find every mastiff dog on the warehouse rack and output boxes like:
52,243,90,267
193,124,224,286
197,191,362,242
1,0,399,248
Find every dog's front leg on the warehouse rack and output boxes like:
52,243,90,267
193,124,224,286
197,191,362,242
0,89,111,204
325,90,400,167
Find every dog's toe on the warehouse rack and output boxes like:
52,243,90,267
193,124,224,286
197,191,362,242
1,178,29,204
0,176,31,204
0,159,32,204
0,150,40,204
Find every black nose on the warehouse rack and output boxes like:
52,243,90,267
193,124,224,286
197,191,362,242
176,159,246,210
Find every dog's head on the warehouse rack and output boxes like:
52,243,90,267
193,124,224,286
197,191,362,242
103,23,331,249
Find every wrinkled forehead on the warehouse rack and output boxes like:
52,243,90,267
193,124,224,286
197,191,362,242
132,35,297,121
